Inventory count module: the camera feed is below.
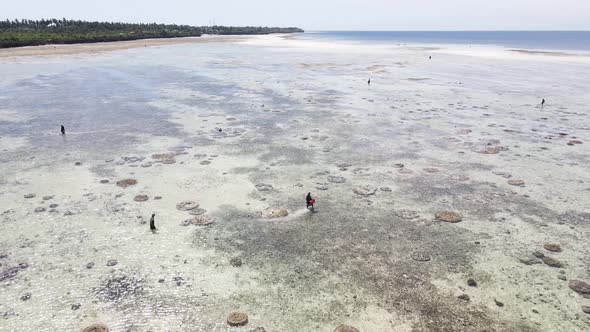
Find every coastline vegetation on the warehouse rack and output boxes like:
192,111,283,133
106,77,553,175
0,18,304,48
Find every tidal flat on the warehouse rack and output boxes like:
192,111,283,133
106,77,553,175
1,35,589,332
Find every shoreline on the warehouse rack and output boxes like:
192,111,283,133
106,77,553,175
0,35,251,58
3,32,589,60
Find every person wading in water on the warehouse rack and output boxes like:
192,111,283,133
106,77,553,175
150,213,156,230
306,192,315,210
60,125,66,135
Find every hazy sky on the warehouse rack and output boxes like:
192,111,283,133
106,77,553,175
3,0,590,30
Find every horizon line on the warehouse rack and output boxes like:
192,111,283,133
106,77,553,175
307,29,590,32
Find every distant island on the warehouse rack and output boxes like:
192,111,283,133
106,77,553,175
0,18,304,48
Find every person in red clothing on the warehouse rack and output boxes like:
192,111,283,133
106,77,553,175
306,192,315,210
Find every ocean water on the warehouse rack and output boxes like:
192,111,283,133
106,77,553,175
2,35,590,332
302,31,590,51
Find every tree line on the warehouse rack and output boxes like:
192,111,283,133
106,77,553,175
0,18,304,48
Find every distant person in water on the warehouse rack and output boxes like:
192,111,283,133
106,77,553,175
367,78,371,85
429,56,432,59
60,125,65,135
150,213,156,230
541,98,546,108
306,192,315,210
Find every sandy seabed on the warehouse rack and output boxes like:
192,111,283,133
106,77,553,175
0,34,589,332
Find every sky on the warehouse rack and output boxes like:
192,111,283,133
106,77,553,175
3,0,590,31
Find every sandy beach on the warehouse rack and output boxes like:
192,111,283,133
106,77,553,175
0,35,249,58
0,34,589,332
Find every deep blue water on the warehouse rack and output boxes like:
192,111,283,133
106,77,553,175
302,31,590,51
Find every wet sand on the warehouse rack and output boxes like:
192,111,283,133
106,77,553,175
509,49,589,57
0,35,249,58
0,35,589,332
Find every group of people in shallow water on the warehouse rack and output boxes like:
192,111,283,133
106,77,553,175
59,90,547,220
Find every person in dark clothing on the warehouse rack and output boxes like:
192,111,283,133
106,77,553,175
367,78,371,85
541,98,546,108
306,192,313,209
60,125,65,135
150,213,156,230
